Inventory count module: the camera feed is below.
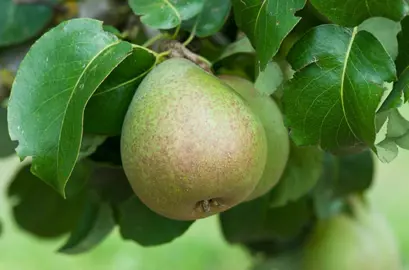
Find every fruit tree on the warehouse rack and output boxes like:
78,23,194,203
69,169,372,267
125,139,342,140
0,0,408,268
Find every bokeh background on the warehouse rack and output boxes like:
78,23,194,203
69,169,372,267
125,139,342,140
0,147,408,270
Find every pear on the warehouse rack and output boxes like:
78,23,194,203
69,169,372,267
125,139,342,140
303,201,403,270
120,58,267,220
219,75,290,200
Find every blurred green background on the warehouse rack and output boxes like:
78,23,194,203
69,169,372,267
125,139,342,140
0,147,408,270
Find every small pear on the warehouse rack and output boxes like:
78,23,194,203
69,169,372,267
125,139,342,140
219,75,290,200
121,58,267,220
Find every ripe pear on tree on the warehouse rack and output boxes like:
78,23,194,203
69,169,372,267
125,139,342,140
303,196,402,270
120,58,268,221
219,75,290,200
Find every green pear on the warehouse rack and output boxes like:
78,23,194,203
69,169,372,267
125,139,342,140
303,200,403,270
303,214,380,270
219,75,290,200
121,58,267,220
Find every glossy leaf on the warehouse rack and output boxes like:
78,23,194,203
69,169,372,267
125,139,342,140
310,0,409,27
84,46,157,135
59,194,115,254
0,107,16,157
269,144,323,207
282,25,396,154
7,19,133,196
128,0,204,29
182,0,231,37
220,196,312,244
0,0,55,47
7,164,86,238
232,0,306,70
119,196,193,246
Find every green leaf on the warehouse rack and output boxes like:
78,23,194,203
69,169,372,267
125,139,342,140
0,107,16,157
58,194,115,254
0,0,55,47
282,25,396,154
313,151,374,218
89,136,122,167
376,106,409,162
252,251,302,270
269,144,323,207
358,17,401,60
7,19,133,196
182,0,231,37
7,164,86,238
255,61,284,96
310,0,409,27
78,134,107,160
128,0,204,29
231,0,306,70
220,196,312,244
89,165,134,204
213,38,256,81
396,16,409,76
119,196,193,246
83,46,157,136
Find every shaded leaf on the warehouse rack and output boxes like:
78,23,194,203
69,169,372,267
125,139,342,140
78,134,107,160
214,37,254,62
0,107,16,157
128,0,204,29
269,144,323,207
310,0,409,27
252,251,302,270
89,165,134,204
232,0,306,70
89,136,122,167
397,16,409,76
282,25,396,154
7,164,87,238
0,0,55,47
84,46,157,136
358,17,401,60
220,196,312,245
7,19,133,196
255,61,284,96
59,194,115,254
182,0,231,37
119,196,193,246
313,151,374,219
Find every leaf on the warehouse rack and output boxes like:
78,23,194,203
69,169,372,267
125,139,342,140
0,0,56,47
376,106,409,162
182,0,231,37
310,0,409,27
58,194,115,254
269,144,323,207
231,0,306,70
83,46,157,136
118,196,193,246
313,151,375,219
255,61,284,96
78,134,107,160
0,107,16,157
89,136,122,167
89,165,134,204
252,251,302,270
396,16,409,76
220,196,312,244
282,25,396,154
128,0,204,30
358,17,401,60
7,164,87,238
215,37,254,62
7,19,133,197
